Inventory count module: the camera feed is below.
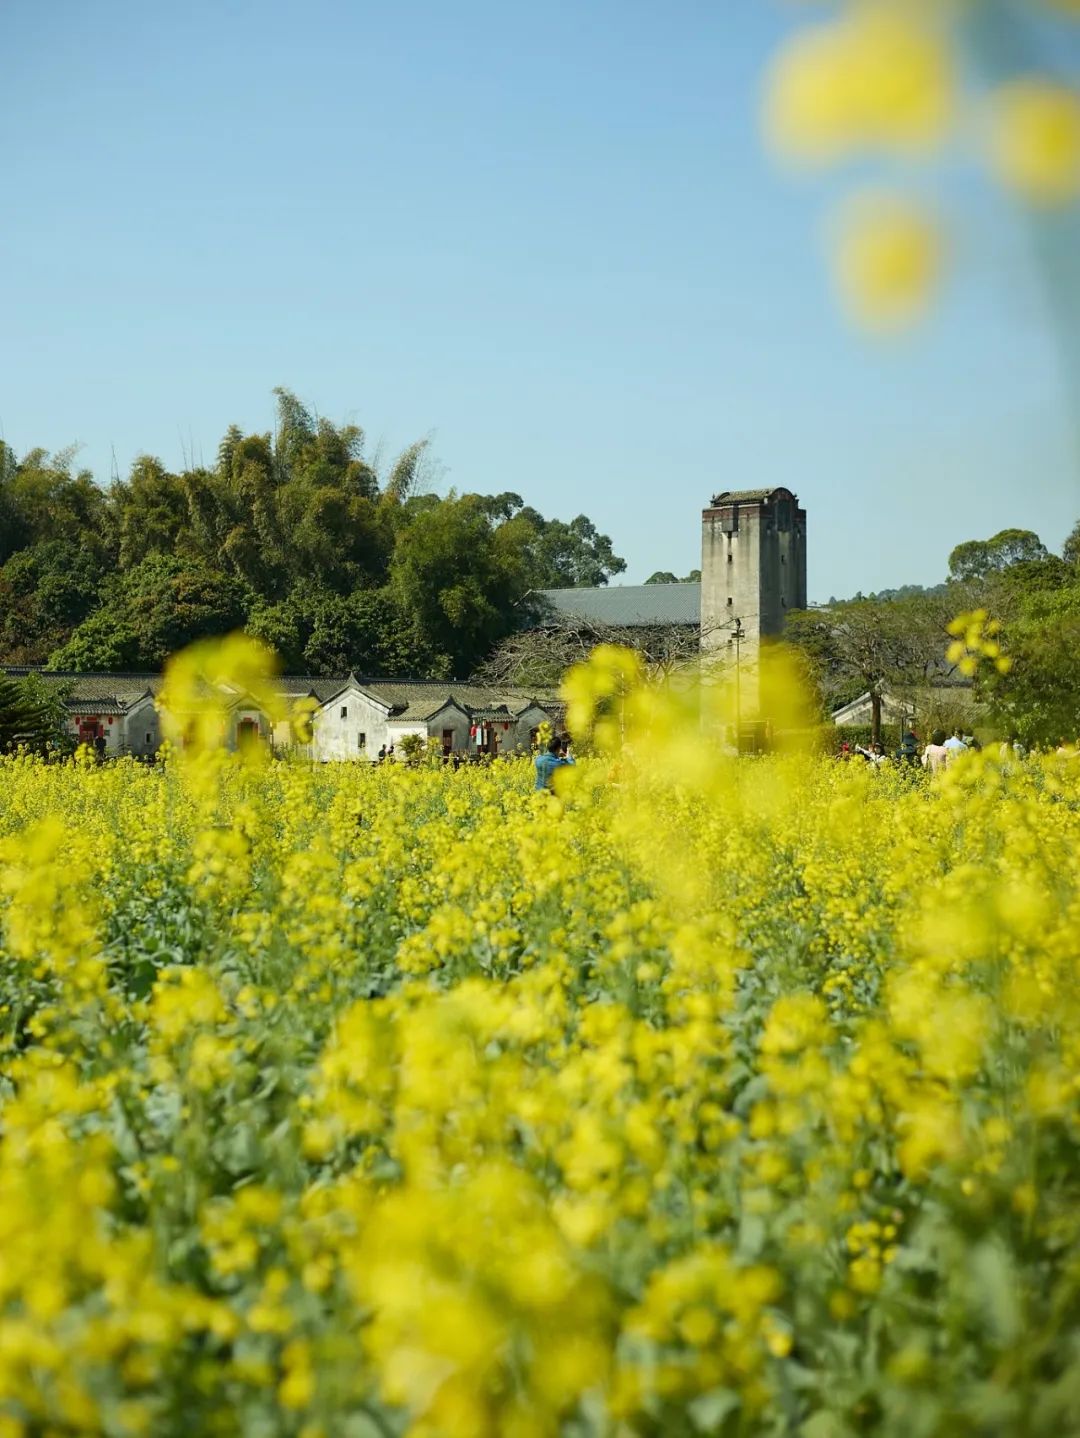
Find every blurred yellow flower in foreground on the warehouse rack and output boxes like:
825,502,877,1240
158,632,286,752
765,7,954,162
833,194,942,330
561,643,644,752
987,79,1080,206
157,632,314,753
946,609,1012,676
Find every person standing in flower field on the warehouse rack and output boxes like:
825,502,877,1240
1000,733,1027,761
943,728,969,763
854,741,887,765
897,730,919,765
922,729,950,773
534,736,574,792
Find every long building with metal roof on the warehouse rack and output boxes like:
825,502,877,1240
532,582,700,629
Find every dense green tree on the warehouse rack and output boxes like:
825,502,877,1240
948,528,1049,583
49,609,143,672
272,388,381,500
0,446,26,567
818,522,1080,743
277,484,390,595
989,555,1073,610
299,589,432,676
0,444,112,565
125,556,250,665
245,598,307,671
52,556,249,670
248,586,431,676
852,522,1080,743
0,540,106,662
979,584,1080,745
483,497,625,589
519,511,626,588
645,569,700,584
112,456,189,568
0,670,62,751
0,444,115,660
390,495,525,675
1062,520,1080,570
2,388,625,674
20,673,74,749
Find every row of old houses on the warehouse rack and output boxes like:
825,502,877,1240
3,669,564,761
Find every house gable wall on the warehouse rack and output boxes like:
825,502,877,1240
312,686,388,761
511,703,557,751
425,702,473,755
123,696,161,756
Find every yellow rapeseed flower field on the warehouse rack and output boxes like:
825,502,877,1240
2,641,1080,1436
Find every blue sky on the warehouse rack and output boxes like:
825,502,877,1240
3,0,1079,601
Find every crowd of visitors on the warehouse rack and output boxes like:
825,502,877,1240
839,727,1080,769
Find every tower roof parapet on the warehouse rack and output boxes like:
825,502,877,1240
709,487,798,507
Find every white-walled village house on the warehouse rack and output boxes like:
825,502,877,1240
2,669,563,761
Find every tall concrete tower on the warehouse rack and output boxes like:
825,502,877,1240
700,488,807,703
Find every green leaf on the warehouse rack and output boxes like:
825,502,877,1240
688,1387,740,1433
342,1414,396,1438
970,1238,1021,1345
801,1412,857,1438
737,1211,766,1260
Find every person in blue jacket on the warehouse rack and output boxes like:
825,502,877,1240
534,736,574,792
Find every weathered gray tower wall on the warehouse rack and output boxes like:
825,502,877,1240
700,488,807,706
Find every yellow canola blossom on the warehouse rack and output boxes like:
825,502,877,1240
765,6,954,163
833,192,943,330
763,3,1080,333
946,608,1012,677
1,641,1080,1434
987,78,1080,206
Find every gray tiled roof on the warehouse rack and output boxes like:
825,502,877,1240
67,699,129,716
710,488,792,505
361,681,560,723
2,670,160,707
280,675,352,704
534,583,701,628
371,684,469,722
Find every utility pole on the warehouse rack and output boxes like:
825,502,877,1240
727,616,745,752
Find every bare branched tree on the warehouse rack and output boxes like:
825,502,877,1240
785,596,965,741
475,614,728,688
